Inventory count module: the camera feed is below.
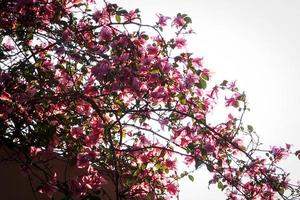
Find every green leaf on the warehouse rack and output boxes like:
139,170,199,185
195,69,202,75
197,78,207,89
118,9,128,15
188,175,194,182
247,125,254,133
115,15,121,23
154,163,162,170
150,68,160,74
278,187,285,195
184,16,192,23
220,80,228,86
195,158,203,169
141,34,149,40
295,150,300,159
201,74,209,81
164,168,169,174
217,181,224,190
133,169,140,176
178,93,186,104
81,66,87,74
206,164,214,172
141,163,147,170
238,94,246,102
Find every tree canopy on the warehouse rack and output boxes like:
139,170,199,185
0,0,299,199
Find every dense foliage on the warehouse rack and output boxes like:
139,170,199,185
0,0,299,199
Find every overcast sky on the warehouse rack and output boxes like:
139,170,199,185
105,1,300,199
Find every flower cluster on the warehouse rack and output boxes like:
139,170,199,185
0,0,299,199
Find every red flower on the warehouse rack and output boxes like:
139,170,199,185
0,91,12,102
70,126,83,139
29,146,42,157
38,173,58,198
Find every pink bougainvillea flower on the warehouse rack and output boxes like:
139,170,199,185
38,173,58,198
156,13,171,27
225,93,240,107
77,153,90,169
172,15,185,28
147,44,159,55
271,146,289,162
175,37,187,49
159,58,172,73
2,36,15,51
41,59,54,71
151,86,168,100
207,86,219,99
201,68,211,78
131,77,142,91
62,27,73,42
185,70,199,88
0,1,298,200
29,146,42,157
192,57,203,68
228,80,237,90
70,126,84,139
166,182,178,195
0,91,12,102
204,143,216,154
100,26,112,41
125,10,138,22
159,118,169,131
165,159,176,170
91,60,111,78
93,8,110,25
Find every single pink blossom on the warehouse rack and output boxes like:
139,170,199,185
166,182,178,195
2,36,15,51
271,146,289,162
147,44,159,55
0,91,12,102
172,15,185,28
225,93,240,107
192,57,203,68
165,159,176,170
100,26,112,41
175,37,186,49
185,70,199,88
29,146,42,157
125,10,138,22
159,118,169,131
228,80,237,90
156,14,171,27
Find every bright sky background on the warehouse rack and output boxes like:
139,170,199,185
105,1,300,199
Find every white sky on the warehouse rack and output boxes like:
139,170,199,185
105,1,300,199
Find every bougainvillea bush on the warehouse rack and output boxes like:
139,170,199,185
0,0,299,199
